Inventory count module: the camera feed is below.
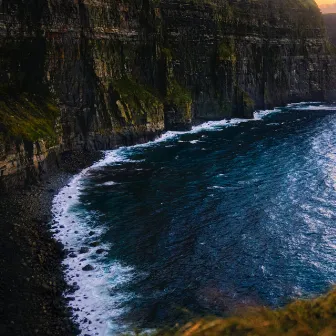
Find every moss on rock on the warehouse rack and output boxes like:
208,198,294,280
112,76,164,126
0,88,60,146
242,91,255,112
218,38,236,63
166,79,192,120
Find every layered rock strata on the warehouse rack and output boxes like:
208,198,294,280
0,0,335,188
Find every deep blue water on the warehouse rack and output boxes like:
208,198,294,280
53,103,336,335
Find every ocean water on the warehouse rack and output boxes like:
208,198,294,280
52,102,336,336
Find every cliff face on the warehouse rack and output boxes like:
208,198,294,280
324,13,336,46
0,0,335,188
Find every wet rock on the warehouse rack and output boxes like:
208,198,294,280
89,241,100,247
68,283,80,294
96,249,105,255
41,283,52,292
79,247,89,254
82,264,94,271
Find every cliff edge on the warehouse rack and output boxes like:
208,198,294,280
0,0,335,189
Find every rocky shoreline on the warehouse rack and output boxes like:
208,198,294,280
0,150,102,336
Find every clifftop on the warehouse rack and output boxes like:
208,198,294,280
158,288,336,336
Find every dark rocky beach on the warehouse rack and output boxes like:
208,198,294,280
0,151,102,336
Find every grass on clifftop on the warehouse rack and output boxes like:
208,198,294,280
156,288,336,336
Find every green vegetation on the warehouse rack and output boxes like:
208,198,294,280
149,0,160,6
112,77,164,124
296,0,318,10
218,38,236,63
166,79,192,120
0,87,60,145
242,90,255,112
157,288,336,336
161,48,173,62
159,47,193,122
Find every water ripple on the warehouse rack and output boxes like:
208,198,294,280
53,103,336,335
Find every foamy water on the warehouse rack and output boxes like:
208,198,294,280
52,102,336,335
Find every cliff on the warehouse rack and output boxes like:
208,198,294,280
0,0,335,189
158,288,336,336
324,13,336,46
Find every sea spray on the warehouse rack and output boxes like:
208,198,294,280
52,102,335,335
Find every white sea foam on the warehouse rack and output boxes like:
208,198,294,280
208,185,242,191
52,160,137,335
286,101,324,107
254,108,281,119
101,181,118,186
209,185,226,189
290,104,336,111
52,102,332,335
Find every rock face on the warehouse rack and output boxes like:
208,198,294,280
0,0,335,188
324,14,336,46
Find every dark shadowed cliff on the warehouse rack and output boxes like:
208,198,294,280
0,0,336,188
324,13,336,45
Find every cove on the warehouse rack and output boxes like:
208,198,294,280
52,103,336,336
